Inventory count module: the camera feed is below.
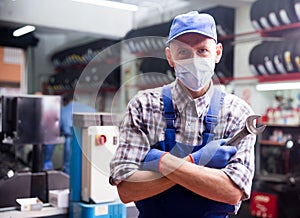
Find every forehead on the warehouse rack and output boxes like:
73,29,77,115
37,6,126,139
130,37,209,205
170,33,215,48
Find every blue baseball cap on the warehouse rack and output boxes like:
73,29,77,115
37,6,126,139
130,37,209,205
167,11,217,44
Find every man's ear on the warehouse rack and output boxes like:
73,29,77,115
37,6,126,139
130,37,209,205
165,47,174,67
215,43,223,63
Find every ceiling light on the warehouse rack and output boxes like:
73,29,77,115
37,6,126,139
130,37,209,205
256,81,300,91
13,25,36,37
72,0,139,12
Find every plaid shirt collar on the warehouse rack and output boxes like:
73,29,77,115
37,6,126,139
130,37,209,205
172,79,214,117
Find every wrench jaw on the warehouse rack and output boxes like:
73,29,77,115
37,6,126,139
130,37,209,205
225,115,267,146
246,115,266,135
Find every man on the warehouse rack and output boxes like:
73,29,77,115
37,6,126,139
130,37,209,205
110,11,255,217
60,93,96,174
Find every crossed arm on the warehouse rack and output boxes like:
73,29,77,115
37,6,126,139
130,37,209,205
117,154,243,205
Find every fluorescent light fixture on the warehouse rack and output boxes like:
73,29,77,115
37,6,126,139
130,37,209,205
72,0,139,12
13,25,36,37
256,81,300,91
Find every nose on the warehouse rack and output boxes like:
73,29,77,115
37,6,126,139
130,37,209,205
191,50,201,58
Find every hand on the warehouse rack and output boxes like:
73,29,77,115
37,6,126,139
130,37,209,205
190,139,237,169
141,142,194,172
141,148,167,172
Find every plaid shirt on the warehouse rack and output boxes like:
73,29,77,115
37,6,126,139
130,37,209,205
110,79,256,201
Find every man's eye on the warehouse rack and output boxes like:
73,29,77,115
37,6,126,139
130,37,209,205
178,49,187,54
197,49,209,55
178,49,190,57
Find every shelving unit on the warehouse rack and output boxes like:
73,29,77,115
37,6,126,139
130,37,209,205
220,21,300,41
221,20,300,84
246,7,300,215
252,122,300,217
45,39,121,97
259,140,286,147
43,39,122,111
256,123,300,181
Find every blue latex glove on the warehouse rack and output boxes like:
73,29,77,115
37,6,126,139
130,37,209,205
141,142,194,172
190,139,237,169
141,148,167,172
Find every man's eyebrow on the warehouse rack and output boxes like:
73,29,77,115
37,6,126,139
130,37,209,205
171,43,192,50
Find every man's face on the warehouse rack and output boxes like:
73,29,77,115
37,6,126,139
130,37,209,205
166,33,222,66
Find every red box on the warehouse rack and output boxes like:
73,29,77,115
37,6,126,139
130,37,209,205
250,191,278,218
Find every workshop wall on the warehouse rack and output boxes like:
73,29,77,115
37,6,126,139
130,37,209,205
0,47,22,84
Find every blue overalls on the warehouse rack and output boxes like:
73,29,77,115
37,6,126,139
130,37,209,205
135,85,235,218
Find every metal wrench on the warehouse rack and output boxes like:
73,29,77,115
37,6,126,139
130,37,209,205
224,115,266,146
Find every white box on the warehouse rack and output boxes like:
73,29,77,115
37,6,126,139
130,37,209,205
16,197,43,211
49,189,69,208
81,126,119,203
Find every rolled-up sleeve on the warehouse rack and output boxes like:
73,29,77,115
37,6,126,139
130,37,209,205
222,134,256,200
220,94,256,201
109,91,161,185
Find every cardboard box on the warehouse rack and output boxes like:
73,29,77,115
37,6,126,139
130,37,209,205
16,197,43,211
49,189,69,208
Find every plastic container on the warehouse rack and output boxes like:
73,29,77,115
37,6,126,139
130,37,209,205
70,201,126,218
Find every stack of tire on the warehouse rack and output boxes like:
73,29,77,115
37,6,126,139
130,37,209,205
199,6,235,37
249,40,300,75
250,0,300,30
48,39,121,94
200,6,235,81
48,70,82,93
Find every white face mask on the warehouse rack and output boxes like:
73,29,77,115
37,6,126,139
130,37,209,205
174,57,215,92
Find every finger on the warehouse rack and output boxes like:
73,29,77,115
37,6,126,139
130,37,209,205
220,138,231,146
170,142,194,158
198,141,219,165
221,146,237,155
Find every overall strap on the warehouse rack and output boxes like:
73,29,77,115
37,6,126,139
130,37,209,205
202,88,226,145
161,85,226,151
162,85,176,151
